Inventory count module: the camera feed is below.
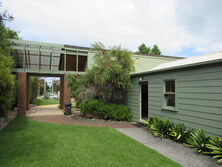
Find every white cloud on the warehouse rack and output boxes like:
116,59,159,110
2,0,222,56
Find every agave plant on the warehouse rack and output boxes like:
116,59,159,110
186,129,211,153
170,123,193,143
146,117,159,129
149,118,173,138
206,137,222,164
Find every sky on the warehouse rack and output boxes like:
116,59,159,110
41,77,59,86
2,0,222,57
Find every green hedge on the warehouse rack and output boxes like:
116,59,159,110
79,100,132,121
146,117,222,164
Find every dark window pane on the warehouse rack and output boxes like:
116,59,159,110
164,94,175,107
78,56,87,72
165,80,175,93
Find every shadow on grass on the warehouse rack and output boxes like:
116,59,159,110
0,117,55,166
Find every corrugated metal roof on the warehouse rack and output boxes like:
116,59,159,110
133,52,184,59
132,51,222,76
150,51,222,71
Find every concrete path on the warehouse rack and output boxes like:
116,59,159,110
27,105,137,128
117,128,220,167
26,105,63,117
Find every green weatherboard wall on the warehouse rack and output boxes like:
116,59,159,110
88,52,180,73
125,62,222,136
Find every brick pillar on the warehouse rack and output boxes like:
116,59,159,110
26,76,29,110
60,75,64,109
59,74,71,111
18,72,27,116
63,74,71,106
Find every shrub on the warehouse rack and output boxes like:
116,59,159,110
79,100,103,117
79,100,132,121
186,129,211,153
170,123,193,143
105,104,132,121
149,118,173,138
206,137,222,164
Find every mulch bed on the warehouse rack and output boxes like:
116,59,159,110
28,115,144,128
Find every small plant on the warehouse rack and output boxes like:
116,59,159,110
146,117,222,164
149,118,173,138
145,117,159,129
206,137,222,164
170,123,193,143
146,117,159,126
186,129,211,153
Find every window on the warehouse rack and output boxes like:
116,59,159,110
164,80,175,107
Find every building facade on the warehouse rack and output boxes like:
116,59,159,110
125,52,222,136
11,39,181,116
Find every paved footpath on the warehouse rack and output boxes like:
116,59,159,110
117,128,221,167
27,105,137,128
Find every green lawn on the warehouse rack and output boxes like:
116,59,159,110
33,98,60,106
0,118,182,167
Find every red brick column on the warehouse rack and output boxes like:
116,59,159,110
59,74,71,111
63,74,71,106
26,76,29,110
18,72,27,116
60,75,64,109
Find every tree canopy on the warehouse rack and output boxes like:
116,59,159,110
150,44,161,55
138,43,161,55
0,4,18,117
138,43,150,54
67,42,135,105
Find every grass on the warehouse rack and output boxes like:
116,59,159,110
33,98,59,106
0,117,182,167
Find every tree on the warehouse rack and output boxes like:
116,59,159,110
52,79,60,93
39,79,44,95
138,43,150,54
138,43,162,55
150,44,161,55
66,74,86,107
0,3,18,117
67,42,135,105
29,77,40,103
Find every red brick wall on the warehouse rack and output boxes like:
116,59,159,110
63,74,71,105
60,75,64,109
59,74,71,110
18,72,28,116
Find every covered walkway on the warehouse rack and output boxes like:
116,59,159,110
10,39,89,116
17,73,71,116
26,104,63,117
